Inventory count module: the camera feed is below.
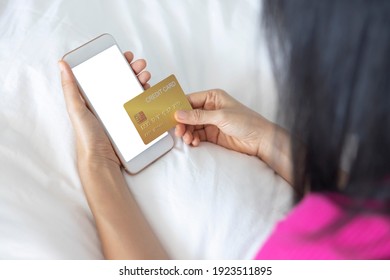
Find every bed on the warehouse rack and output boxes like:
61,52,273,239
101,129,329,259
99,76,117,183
0,0,292,259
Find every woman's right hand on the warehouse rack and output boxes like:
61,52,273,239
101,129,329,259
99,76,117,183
175,89,294,185
174,89,275,158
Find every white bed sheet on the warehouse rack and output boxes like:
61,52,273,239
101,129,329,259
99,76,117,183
0,0,292,259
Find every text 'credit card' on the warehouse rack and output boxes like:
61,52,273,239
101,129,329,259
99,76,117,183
124,74,192,144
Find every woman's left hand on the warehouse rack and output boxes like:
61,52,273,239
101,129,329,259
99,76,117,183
59,52,151,168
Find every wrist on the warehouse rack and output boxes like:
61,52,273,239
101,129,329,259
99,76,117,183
256,121,294,185
77,155,127,197
255,117,277,161
78,154,121,175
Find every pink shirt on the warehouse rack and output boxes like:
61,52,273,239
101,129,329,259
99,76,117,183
255,193,390,259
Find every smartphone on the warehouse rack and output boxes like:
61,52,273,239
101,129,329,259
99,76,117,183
62,33,174,174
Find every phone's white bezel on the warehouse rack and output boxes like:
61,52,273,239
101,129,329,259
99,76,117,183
62,33,174,174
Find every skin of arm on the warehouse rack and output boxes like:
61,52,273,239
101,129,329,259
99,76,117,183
79,160,167,259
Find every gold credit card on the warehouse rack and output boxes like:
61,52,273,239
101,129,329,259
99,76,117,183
124,74,192,144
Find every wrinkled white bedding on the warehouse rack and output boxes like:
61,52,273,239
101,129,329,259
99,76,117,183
0,0,292,259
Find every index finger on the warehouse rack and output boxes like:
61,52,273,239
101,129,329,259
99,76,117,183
124,51,134,64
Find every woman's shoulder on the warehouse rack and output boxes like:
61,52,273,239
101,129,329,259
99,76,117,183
255,192,390,259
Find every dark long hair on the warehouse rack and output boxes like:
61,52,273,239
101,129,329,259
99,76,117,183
264,0,390,211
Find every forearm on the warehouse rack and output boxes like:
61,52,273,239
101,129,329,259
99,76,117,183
257,123,294,186
78,159,168,259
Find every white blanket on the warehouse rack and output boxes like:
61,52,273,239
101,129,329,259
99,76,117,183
0,0,292,259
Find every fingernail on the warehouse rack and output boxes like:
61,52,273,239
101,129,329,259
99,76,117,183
58,60,65,72
176,110,187,120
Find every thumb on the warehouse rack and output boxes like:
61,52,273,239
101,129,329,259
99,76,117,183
59,60,86,115
175,109,221,126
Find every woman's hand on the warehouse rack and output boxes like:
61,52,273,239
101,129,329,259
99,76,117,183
175,89,274,157
175,89,294,184
59,52,151,168
59,53,167,259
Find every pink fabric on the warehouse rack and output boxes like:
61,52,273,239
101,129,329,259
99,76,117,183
255,193,390,259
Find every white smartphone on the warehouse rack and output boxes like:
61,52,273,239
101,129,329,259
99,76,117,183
63,33,174,174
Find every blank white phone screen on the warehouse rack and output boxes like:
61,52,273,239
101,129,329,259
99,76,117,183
72,45,164,161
